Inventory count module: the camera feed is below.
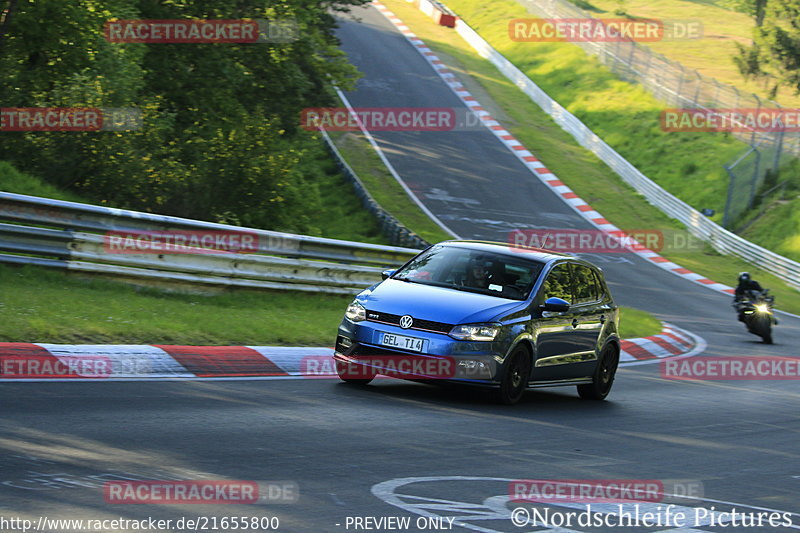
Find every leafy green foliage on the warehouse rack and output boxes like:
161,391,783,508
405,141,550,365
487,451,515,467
0,0,369,233
735,0,800,97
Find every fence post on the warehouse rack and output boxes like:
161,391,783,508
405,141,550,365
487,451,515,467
772,102,784,173
692,72,702,108
751,95,761,147
722,166,736,229
641,49,653,87
748,148,761,212
676,65,685,107
712,79,721,107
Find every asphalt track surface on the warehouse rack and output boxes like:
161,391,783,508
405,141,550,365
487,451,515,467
2,4,800,533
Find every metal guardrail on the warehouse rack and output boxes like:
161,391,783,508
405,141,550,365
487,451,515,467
0,192,421,294
452,19,800,290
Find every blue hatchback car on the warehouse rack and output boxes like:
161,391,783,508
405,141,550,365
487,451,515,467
334,240,620,404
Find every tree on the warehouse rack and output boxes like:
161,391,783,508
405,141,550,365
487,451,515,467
734,0,800,98
0,0,19,53
0,0,370,234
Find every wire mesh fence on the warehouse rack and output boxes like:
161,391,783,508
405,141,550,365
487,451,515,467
514,0,798,226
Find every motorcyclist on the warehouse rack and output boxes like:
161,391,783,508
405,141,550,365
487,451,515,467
734,272,763,300
733,272,765,322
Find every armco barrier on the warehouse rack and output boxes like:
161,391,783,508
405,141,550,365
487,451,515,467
0,192,420,294
448,17,800,290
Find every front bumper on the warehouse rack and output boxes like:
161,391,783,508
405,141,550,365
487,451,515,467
335,319,502,383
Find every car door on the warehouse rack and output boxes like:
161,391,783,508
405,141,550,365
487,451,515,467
532,263,586,381
566,264,606,378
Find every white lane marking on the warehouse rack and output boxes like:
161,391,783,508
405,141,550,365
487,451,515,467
372,476,800,532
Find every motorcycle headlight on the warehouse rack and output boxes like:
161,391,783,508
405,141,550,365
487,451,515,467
449,323,500,341
755,303,769,313
344,301,366,322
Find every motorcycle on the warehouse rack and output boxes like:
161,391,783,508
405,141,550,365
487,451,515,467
734,289,776,344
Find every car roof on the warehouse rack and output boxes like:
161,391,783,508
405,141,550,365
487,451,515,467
437,239,572,264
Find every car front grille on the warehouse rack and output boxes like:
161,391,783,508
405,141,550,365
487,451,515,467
365,310,453,334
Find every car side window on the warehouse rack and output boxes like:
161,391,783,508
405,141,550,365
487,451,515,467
592,270,607,300
572,265,599,304
541,264,572,302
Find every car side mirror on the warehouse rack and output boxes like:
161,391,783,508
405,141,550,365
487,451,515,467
382,269,397,280
541,297,570,312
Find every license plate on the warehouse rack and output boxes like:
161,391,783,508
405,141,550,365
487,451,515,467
380,332,426,353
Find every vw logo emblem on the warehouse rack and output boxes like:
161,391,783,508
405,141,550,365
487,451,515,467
399,315,414,329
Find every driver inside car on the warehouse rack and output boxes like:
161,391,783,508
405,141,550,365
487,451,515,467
464,257,490,289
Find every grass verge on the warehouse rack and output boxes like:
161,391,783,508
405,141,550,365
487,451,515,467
380,0,800,314
0,264,351,345
433,0,745,220
0,161,85,203
0,157,385,344
0,264,662,343
579,0,800,108
618,306,663,339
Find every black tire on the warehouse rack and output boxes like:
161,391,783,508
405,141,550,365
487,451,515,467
336,360,375,385
763,333,773,344
578,345,619,401
760,320,773,344
492,345,532,405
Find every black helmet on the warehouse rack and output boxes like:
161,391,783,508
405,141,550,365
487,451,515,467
738,272,751,283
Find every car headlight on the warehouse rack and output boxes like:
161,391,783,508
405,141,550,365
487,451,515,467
449,323,500,341
344,301,366,322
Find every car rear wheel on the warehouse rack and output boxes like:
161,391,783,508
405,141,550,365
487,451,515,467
493,345,531,405
578,345,619,401
335,359,375,385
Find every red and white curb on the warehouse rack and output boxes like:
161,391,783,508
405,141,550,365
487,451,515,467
619,322,706,366
370,1,736,298
0,324,702,381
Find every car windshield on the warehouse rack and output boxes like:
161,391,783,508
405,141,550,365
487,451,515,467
392,245,544,300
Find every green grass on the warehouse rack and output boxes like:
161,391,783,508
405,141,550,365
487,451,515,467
740,198,800,263
0,156,663,343
0,264,352,345
0,264,662,343
380,0,800,313
328,131,453,244
0,158,387,345
433,0,800,264
0,161,85,202
580,0,800,108
618,306,662,338
420,0,745,219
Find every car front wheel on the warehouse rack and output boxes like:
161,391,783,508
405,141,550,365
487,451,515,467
578,345,619,400
493,345,531,405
